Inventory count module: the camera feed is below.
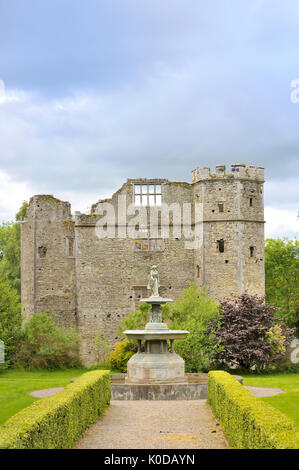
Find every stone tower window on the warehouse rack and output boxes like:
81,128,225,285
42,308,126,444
249,197,253,207
196,265,200,278
218,203,224,213
250,246,255,257
134,184,162,206
66,237,74,257
217,239,225,253
38,246,47,258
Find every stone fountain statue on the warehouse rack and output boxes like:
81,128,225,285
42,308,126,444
124,265,189,384
147,264,160,298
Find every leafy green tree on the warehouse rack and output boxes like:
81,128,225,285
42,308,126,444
0,277,22,364
167,283,222,372
12,312,81,370
0,201,28,295
0,222,14,262
265,238,299,334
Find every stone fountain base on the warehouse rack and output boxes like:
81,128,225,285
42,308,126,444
126,351,186,384
111,374,243,400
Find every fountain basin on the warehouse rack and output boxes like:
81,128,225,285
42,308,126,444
124,328,189,384
123,329,189,341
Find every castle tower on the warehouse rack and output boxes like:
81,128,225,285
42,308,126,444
192,164,265,300
21,195,77,326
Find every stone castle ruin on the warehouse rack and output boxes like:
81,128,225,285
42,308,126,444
21,163,265,365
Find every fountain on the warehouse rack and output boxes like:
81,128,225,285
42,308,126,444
110,266,243,399
124,265,189,384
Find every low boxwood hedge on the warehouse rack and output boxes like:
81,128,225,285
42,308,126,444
208,371,299,449
0,370,111,449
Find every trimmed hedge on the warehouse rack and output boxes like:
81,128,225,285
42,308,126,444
208,371,299,449
0,370,111,449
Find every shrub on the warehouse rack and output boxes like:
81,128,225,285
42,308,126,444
168,284,222,372
12,312,81,369
215,294,294,371
107,339,137,372
208,370,299,449
92,329,111,366
0,370,111,449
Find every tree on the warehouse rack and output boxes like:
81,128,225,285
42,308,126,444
0,277,22,364
12,312,81,369
215,294,294,370
0,222,14,262
167,284,222,372
265,238,299,334
0,201,28,295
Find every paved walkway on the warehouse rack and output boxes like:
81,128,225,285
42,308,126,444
76,400,229,449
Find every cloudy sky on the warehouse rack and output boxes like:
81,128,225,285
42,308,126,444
0,0,298,238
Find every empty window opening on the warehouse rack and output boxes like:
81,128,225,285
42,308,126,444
250,246,255,257
134,184,162,206
217,239,225,253
249,198,253,207
196,265,200,278
66,237,74,257
225,260,229,264
38,246,47,258
218,203,224,213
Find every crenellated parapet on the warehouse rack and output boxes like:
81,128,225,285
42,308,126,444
192,164,264,183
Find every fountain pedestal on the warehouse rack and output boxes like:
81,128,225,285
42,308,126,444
124,296,189,384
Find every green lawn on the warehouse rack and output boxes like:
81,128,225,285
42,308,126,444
0,368,89,425
243,373,299,428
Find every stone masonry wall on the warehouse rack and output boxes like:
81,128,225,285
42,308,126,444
21,195,77,327
21,164,265,366
76,180,194,365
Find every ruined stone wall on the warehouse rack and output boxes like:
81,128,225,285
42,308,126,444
76,180,194,365
21,195,77,327
21,164,265,366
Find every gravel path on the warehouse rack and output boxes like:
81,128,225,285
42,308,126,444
76,400,229,449
29,387,64,398
244,385,285,398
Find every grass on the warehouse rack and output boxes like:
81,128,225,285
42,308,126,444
0,367,89,425
242,372,299,428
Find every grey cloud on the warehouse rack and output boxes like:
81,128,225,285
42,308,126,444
0,0,298,234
